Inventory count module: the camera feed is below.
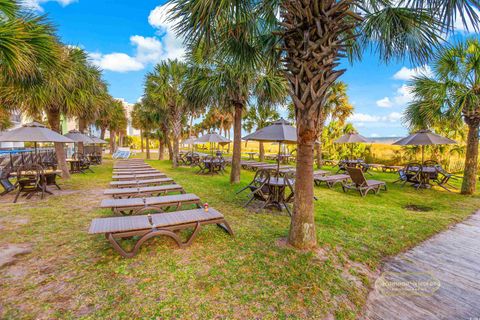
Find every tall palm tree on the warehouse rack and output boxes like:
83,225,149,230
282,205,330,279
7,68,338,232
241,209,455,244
1,46,107,178
404,39,480,195
145,59,190,167
170,0,478,249
107,100,128,153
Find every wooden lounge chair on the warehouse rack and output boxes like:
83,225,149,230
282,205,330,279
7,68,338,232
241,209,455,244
100,193,201,215
314,174,350,188
313,169,330,177
88,208,234,258
111,173,167,181
110,178,174,188
104,184,185,199
342,167,387,197
112,169,159,175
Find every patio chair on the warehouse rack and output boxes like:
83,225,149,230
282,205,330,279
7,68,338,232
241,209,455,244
342,167,387,197
74,153,94,173
0,168,15,196
314,174,350,188
432,167,460,192
236,169,271,207
13,164,45,203
88,207,234,258
100,193,202,215
394,162,422,188
281,172,295,216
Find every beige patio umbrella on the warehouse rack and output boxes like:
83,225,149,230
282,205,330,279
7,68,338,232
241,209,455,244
242,119,297,174
393,130,457,164
64,129,95,155
335,132,368,159
0,122,73,155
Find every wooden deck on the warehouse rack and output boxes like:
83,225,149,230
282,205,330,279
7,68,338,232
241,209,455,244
364,212,480,319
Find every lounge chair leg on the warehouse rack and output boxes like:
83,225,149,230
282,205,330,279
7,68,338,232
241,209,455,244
13,187,22,203
217,220,234,235
184,222,201,246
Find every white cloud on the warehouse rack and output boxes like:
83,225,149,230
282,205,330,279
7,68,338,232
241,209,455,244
89,35,166,72
129,35,163,64
21,0,76,11
393,65,432,81
148,3,186,60
89,52,144,72
349,112,402,124
88,3,185,73
393,84,414,106
376,97,393,108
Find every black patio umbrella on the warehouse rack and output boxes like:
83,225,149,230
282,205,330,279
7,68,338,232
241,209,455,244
195,133,230,155
0,121,73,155
335,132,368,159
242,119,297,174
393,130,457,164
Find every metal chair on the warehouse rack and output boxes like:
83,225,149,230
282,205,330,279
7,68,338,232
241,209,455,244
13,164,45,203
236,169,271,207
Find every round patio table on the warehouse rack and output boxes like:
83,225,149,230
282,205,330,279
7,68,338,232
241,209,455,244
408,166,438,189
245,152,257,160
258,177,295,215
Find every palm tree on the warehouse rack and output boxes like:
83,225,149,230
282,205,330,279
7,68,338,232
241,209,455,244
0,0,58,80
404,39,480,195
1,46,107,178
145,59,190,168
170,0,478,249
107,100,128,153
243,104,280,161
131,101,157,160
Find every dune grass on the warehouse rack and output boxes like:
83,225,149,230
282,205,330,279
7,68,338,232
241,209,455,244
0,156,479,319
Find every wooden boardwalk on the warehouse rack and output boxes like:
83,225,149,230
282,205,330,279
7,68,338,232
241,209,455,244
364,212,480,320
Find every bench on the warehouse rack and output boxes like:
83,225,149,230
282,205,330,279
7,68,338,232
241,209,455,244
111,173,167,181
314,174,350,188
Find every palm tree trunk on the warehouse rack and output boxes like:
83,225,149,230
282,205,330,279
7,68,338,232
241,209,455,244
461,121,479,194
315,118,325,168
282,0,347,249
46,110,70,179
288,126,317,249
145,135,151,160
259,141,265,161
140,129,144,153
100,127,106,140
109,129,116,153
158,140,164,160
171,110,182,168
78,117,87,155
230,103,243,184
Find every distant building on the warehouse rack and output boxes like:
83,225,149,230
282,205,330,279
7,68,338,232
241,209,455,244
116,98,140,137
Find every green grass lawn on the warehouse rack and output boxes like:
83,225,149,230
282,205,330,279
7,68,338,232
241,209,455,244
1,156,479,319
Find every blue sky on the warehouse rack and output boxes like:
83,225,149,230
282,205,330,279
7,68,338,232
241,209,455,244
27,0,478,137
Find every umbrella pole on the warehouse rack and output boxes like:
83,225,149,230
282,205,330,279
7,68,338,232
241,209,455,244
422,145,424,165
34,142,38,164
351,144,353,160
277,142,281,176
